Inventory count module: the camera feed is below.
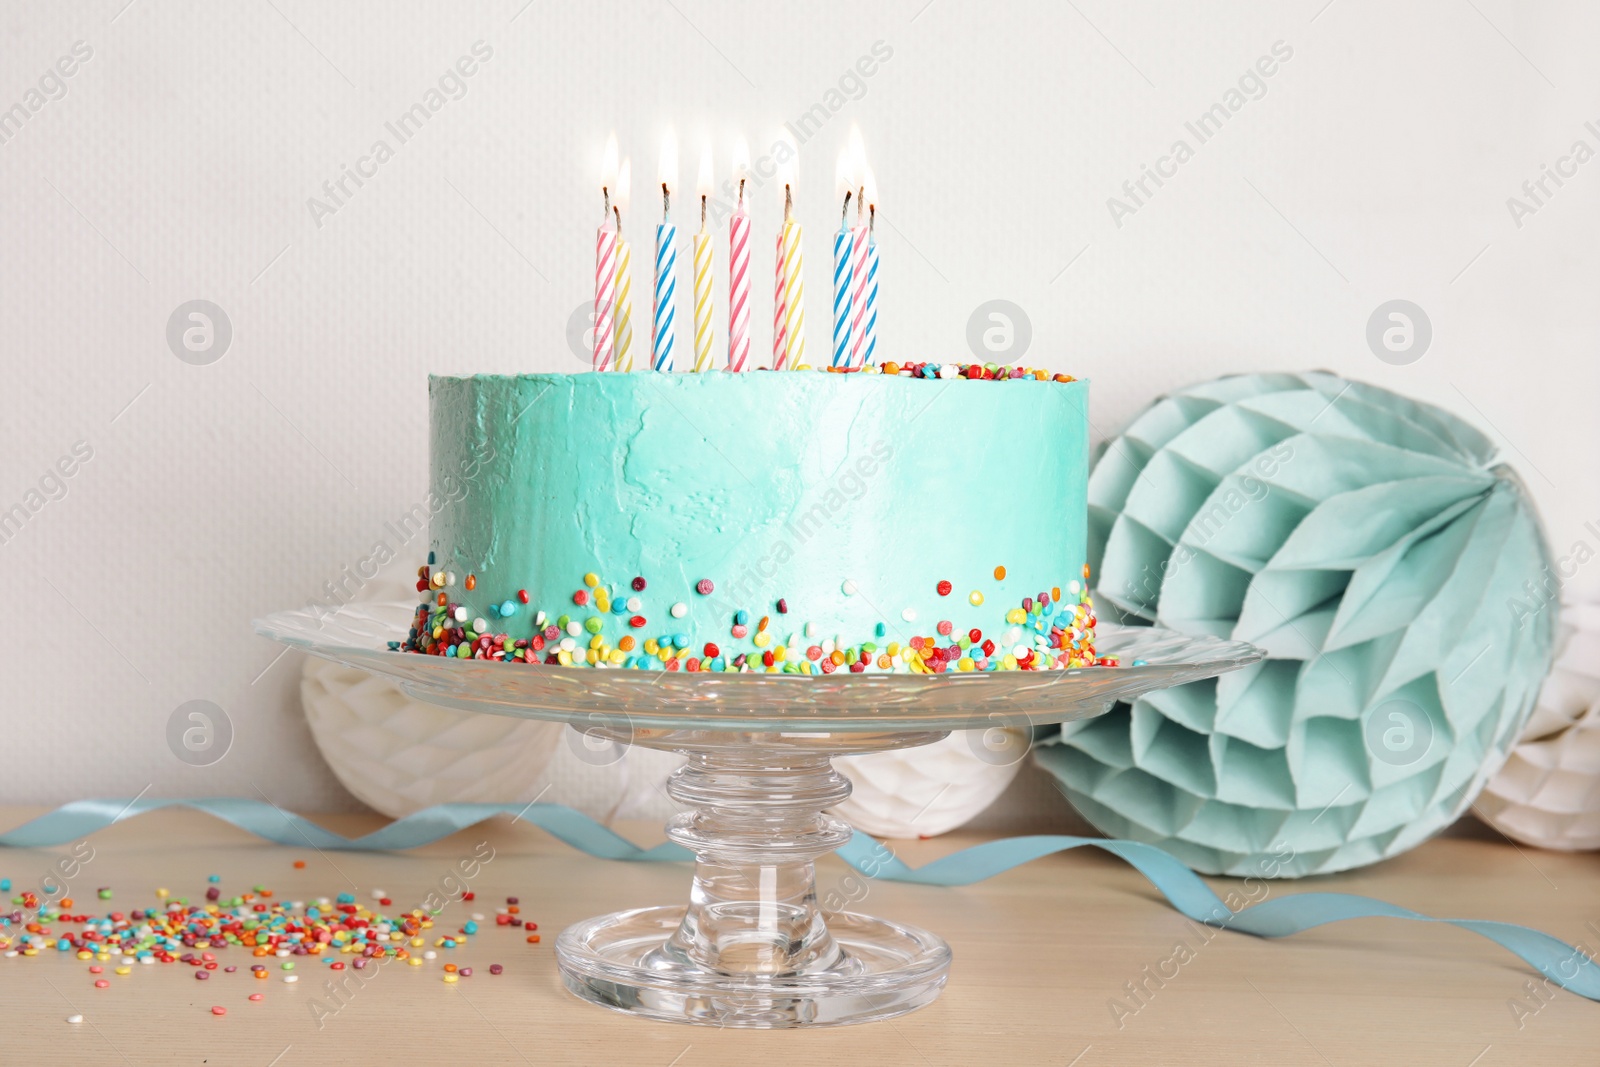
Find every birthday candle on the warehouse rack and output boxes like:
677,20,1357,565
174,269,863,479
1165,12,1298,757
846,215,870,368
692,144,715,372
774,135,805,370
860,165,878,367
727,139,752,373
613,158,634,371
831,149,854,368
652,130,679,372
593,134,619,372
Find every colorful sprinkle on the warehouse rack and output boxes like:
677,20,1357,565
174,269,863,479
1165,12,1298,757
400,563,1105,674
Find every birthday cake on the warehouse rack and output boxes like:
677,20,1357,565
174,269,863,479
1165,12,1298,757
398,365,1109,674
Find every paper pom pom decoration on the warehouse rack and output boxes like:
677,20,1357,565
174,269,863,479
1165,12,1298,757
831,727,1030,837
301,656,564,818
1036,371,1556,877
1478,603,1600,850
302,656,683,822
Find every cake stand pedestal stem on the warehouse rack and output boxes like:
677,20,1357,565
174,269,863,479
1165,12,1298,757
555,728,954,1027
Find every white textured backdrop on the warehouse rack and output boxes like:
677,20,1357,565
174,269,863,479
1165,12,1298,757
1,0,1596,813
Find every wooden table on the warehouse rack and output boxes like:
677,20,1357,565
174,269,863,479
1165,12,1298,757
0,807,1595,1066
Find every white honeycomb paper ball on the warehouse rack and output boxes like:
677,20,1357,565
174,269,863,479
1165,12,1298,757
1478,603,1600,850
831,727,1029,838
300,656,564,818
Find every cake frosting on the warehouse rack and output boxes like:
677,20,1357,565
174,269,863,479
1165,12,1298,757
399,366,1109,674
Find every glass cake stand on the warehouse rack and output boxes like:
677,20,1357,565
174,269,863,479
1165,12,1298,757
257,602,1263,1028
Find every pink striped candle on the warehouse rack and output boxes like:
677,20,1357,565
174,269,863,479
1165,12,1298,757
594,219,617,371
773,221,788,369
859,167,878,367
727,138,751,372
846,200,870,369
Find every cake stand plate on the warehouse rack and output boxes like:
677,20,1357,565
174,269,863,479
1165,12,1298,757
257,602,1263,1028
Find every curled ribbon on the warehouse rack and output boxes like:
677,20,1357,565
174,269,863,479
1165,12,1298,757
3,798,1596,1004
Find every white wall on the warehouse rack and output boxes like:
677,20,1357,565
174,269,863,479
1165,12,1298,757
2,0,1596,812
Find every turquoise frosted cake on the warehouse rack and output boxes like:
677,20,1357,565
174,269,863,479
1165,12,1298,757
399,365,1110,674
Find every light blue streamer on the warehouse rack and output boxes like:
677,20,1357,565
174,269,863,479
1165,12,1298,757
834,833,1600,1003
3,800,1596,1005
0,798,684,862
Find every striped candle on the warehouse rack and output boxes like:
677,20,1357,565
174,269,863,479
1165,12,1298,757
652,132,679,372
692,229,714,371
593,218,617,372
861,227,878,367
776,214,805,370
727,201,751,371
846,211,871,368
772,225,786,369
652,217,677,371
614,235,634,371
858,172,878,367
831,202,853,367
772,145,806,372
612,158,633,372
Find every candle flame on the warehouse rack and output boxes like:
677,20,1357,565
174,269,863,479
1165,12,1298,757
731,136,751,186
615,158,631,215
658,127,679,195
601,132,619,195
834,146,854,206
775,128,798,196
847,123,867,187
696,142,714,198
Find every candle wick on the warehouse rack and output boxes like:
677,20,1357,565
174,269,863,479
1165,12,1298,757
662,183,671,222
738,177,745,206
614,204,622,237
856,187,865,223
841,190,852,227
869,203,875,237
785,184,792,221
701,194,707,231
602,186,610,219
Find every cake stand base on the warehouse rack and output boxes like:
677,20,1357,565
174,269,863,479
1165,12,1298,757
553,727,951,1028
557,905,949,1028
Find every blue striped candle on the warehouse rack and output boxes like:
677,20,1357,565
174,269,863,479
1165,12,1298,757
653,219,677,371
831,220,853,367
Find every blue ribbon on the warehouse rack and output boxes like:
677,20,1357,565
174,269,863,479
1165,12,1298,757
4,799,1596,1004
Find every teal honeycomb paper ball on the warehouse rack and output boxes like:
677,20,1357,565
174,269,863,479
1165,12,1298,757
1036,371,1556,877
